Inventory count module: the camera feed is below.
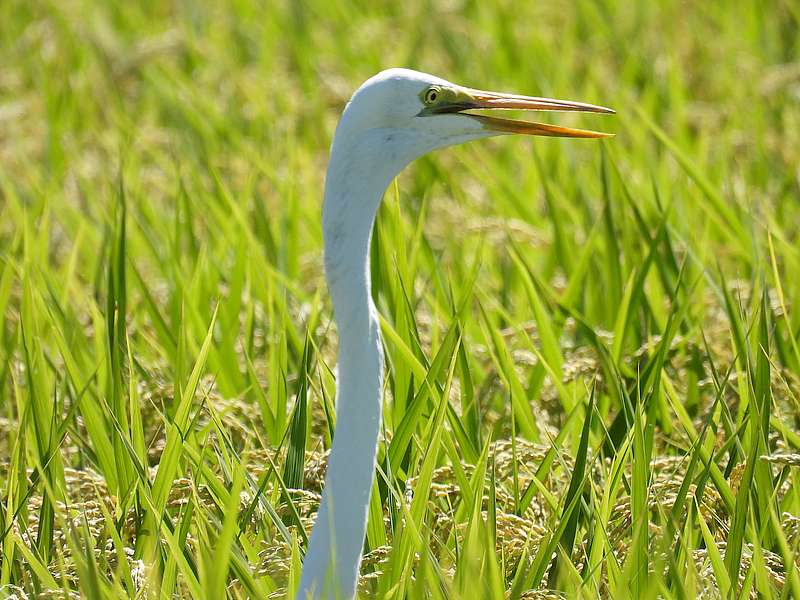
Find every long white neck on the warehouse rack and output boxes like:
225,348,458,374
297,134,397,600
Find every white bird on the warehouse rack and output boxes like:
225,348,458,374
297,68,613,600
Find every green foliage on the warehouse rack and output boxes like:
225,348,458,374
0,0,799,598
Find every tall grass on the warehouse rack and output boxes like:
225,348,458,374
1,0,799,598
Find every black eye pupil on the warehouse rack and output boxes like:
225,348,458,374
428,90,437,102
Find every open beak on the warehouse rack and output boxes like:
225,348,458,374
457,88,615,138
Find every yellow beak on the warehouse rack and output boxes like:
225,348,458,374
462,88,615,138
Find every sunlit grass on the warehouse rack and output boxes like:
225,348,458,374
1,0,799,598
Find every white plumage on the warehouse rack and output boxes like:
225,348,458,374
298,68,612,600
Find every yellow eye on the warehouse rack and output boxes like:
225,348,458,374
424,87,441,104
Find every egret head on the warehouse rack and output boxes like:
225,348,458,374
331,68,614,173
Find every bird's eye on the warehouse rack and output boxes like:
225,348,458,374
424,87,440,104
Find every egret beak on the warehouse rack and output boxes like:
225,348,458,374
459,88,615,138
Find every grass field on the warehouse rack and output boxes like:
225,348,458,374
2,0,800,598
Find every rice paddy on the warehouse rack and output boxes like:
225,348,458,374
1,0,800,598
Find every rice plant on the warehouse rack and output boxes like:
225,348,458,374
1,0,799,598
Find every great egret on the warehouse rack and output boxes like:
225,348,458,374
297,68,613,600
